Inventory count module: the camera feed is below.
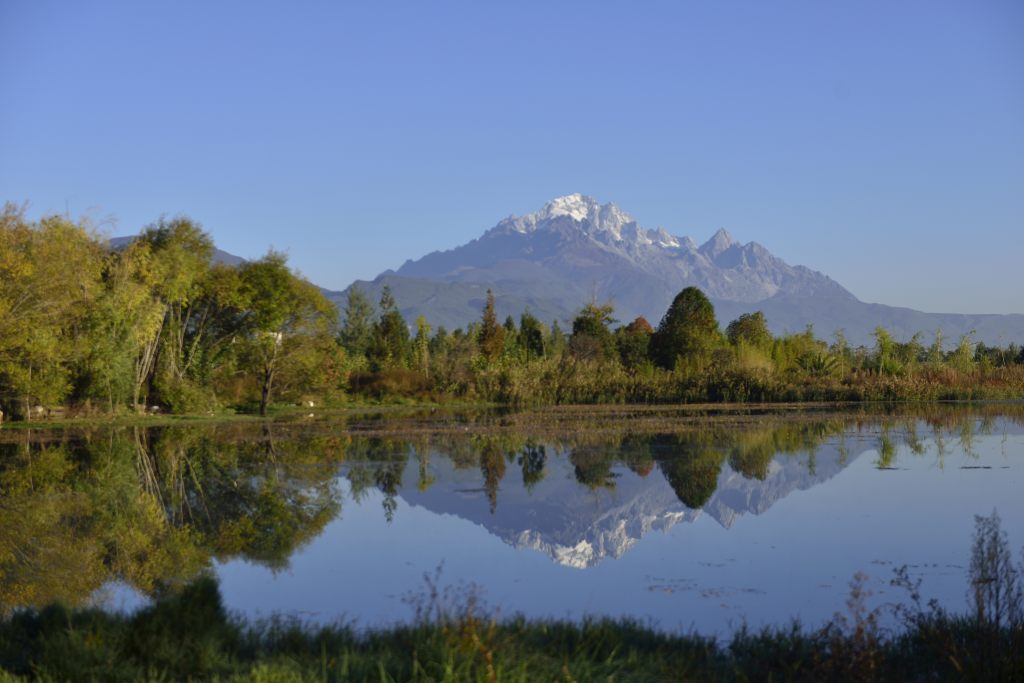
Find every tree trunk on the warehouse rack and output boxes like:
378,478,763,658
258,336,280,417
24,364,31,423
259,367,273,417
134,309,166,413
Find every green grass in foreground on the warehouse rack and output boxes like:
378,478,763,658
0,573,1022,683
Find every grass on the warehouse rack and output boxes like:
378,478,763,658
0,572,1021,682
0,399,500,430
3,400,1023,448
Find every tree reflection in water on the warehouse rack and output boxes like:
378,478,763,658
0,424,343,613
2,403,1020,611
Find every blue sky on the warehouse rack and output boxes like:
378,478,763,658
1,1,1021,313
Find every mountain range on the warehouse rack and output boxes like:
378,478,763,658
335,194,1024,346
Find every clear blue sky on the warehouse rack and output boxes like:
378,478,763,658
2,1,1021,313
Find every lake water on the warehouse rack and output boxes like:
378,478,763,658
2,405,1022,636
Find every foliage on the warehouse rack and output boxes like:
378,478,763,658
2,209,1024,418
615,317,653,369
569,302,616,361
0,425,344,616
726,311,772,349
367,285,410,371
517,311,545,361
649,286,720,371
477,289,505,362
0,205,103,419
338,285,375,358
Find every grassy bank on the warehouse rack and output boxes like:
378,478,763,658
1,574,1022,682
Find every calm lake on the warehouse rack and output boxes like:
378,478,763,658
2,404,1022,636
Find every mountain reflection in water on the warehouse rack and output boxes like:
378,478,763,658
2,405,1023,631
395,429,855,569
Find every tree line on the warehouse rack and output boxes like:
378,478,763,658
341,282,1024,405
0,204,341,420
3,204,1024,420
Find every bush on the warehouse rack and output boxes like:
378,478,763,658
348,368,435,400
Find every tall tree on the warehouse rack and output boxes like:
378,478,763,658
132,217,215,411
518,311,546,360
547,320,567,357
413,315,431,375
615,317,654,369
478,289,505,361
569,302,616,361
725,312,772,349
0,206,103,418
81,240,165,411
649,287,720,370
237,252,339,416
368,285,409,370
339,285,375,358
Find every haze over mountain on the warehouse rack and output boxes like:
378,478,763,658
340,194,1024,346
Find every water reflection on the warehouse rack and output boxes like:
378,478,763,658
1,405,1022,615
396,425,859,568
0,424,343,613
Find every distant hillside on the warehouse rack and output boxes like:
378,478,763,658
108,236,246,267
338,194,1024,347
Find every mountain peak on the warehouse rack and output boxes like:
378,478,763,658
541,193,601,222
498,194,638,242
700,227,737,257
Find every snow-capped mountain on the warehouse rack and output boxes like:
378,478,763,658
395,193,852,305
336,194,1024,345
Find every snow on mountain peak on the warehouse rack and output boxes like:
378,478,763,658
542,193,599,222
515,193,637,242
495,195,700,254
651,227,681,248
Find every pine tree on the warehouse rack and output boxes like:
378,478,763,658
369,285,409,370
339,285,375,357
478,289,505,361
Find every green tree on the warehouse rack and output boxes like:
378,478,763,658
872,327,902,375
428,325,450,357
81,240,166,411
339,285,375,358
547,320,568,357
569,302,616,361
927,329,945,365
368,285,410,370
615,317,653,369
237,252,339,415
413,315,431,375
950,332,977,373
0,206,103,419
830,329,851,376
518,311,546,360
132,217,215,411
649,287,720,371
178,264,250,386
726,312,772,349
478,289,506,361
